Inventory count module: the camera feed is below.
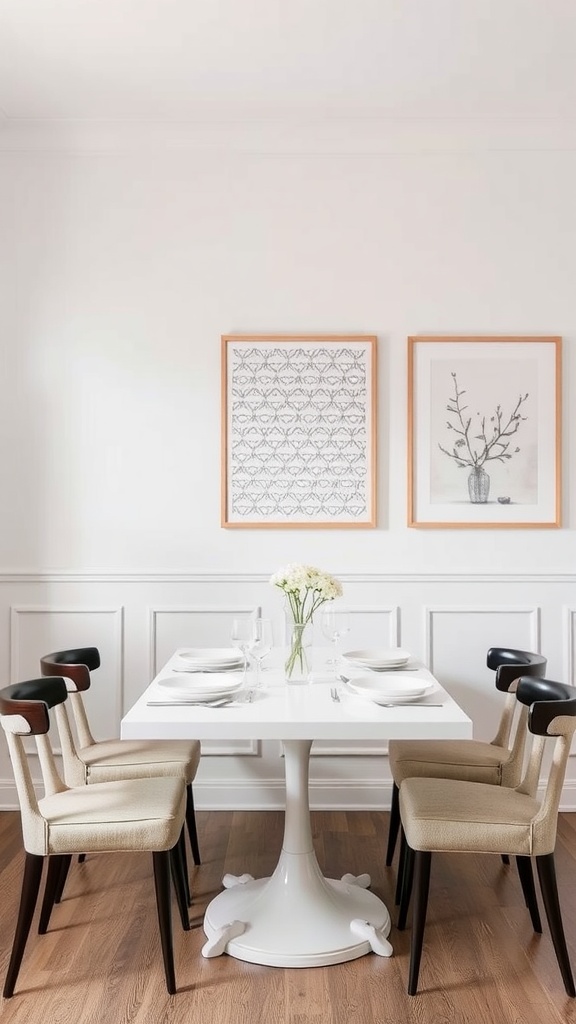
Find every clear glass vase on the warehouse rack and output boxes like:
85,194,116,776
285,618,312,684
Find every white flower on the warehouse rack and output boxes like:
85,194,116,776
270,563,343,625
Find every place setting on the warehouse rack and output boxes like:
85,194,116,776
336,646,443,707
148,646,249,706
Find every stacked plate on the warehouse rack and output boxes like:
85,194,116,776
344,675,435,706
152,648,246,703
342,647,412,671
156,674,244,704
173,647,245,672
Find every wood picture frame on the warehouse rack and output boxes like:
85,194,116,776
408,335,561,528
222,334,377,528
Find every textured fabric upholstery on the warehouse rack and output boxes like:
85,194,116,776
389,738,508,786
39,777,186,856
74,734,200,786
400,777,542,855
3,716,186,857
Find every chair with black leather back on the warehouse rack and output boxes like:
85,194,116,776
0,676,190,996
397,674,576,997
385,647,547,868
40,647,202,899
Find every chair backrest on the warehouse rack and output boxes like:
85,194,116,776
485,649,547,785
0,678,70,855
40,648,101,749
514,675,576,854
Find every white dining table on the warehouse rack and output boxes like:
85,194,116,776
121,650,472,968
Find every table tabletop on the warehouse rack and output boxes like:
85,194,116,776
121,649,472,742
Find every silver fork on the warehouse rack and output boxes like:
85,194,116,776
330,687,341,703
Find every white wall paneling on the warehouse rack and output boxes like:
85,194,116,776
9,605,124,742
425,606,540,736
0,573,574,810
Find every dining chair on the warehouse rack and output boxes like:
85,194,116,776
397,674,576,997
385,647,547,868
40,647,202,894
0,676,190,997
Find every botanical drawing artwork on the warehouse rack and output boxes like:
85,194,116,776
228,343,371,522
429,359,539,506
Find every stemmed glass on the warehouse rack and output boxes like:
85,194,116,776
230,613,255,684
321,606,350,677
250,618,274,689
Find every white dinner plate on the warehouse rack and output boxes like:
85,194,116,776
344,676,434,703
173,658,245,673
342,648,411,669
175,648,245,671
157,674,244,701
178,647,244,663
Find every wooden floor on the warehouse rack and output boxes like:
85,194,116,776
1,809,576,1023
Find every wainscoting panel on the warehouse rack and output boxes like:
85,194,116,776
425,605,540,736
0,573,574,810
9,604,124,742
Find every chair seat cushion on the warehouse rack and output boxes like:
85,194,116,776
38,776,186,856
78,738,201,785
399,776,544,857
388,738,508,786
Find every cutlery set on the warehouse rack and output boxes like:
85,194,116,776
147,689,256,708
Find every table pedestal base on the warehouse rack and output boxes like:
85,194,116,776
202,739,393,967
202,848,392,967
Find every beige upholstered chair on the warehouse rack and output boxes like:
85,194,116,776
0,677,190,997
40,647,202,880
386,647,547,867
397,675,576,997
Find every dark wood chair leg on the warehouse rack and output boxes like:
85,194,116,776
515,855,542,932
186,784,201,866
501,854,510,865
397,839,415,931
152,851,177,995
78,853,86,863
386,782,400,867
536,853,576,997
395,827,407,906
170,834,191,931
39,855,70,934
408,849,432,996
54,853,72,905
4,852,44,998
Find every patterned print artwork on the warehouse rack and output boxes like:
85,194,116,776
222,337,376,526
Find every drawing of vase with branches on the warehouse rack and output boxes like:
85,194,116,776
438,373,529,504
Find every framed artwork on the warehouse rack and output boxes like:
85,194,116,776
408,336,561,528
221,334,377,528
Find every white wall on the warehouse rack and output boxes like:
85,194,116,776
1,119,575,807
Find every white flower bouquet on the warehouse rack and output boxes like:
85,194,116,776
270,564,343,679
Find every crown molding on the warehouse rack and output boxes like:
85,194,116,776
3,116,576,155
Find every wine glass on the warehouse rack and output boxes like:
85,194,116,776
230,613,255,683
250,618,274,689
321,605,350,677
